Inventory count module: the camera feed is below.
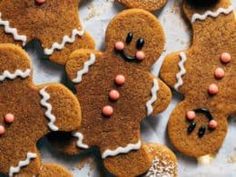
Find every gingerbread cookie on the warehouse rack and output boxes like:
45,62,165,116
116,0,167,11
60,9,171,176
0,0,95,65
0,44,81,176
160,0,235,160
37,163,72,177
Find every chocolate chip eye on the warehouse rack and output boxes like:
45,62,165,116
126,32,133,44
136,38,145,50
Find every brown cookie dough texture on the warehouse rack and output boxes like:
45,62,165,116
37,163,72,177
57,9,172,176
160,0,235,158
0,0,95,65
0,44,81,176
117,0,167,11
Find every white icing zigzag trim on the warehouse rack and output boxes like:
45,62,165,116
44,29,85,55
40,87,59,131
72,53,96,83
72,131,89,149
146,78,159,116
0,13,27,46
191,5,234,23
174,52,187,91
9,152,37,177
102,140,142,159
0,69,31,81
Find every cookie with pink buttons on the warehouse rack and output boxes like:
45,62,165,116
0,44,81,176
58,9,172,176
0,0,95,65
160,0,235,162
116,0,167,11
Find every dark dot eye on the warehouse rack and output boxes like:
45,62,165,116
126,32,133,44
136,38,145,50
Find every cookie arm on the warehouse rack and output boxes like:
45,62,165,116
37,84,81,132
66,49,102,84
160,51,187,93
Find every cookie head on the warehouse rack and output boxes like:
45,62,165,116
105,9,165,70
117,0,167,11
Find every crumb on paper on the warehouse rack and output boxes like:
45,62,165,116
227,153,236,163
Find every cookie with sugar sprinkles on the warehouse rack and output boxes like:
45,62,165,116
160,0,236,161
0,44,81,176
49,8,172,176
0,0,95,65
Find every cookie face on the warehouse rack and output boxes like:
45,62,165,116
160,0,236,158
117,0,167,11
0,44,81,176
0,0,95,65
60,9,171,176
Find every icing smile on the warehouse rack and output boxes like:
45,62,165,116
114,32,145,61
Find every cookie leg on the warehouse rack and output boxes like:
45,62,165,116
43,32,95,65
160,51,187,93
168,101,228,159
103,144,152,177
37,163,72,177
143,143,178,177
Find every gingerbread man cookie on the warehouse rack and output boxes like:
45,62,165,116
61,9,172,176
116,0,167,11
37,163,72,177
160,0,236,161
0,0,95,65
0,44,81,176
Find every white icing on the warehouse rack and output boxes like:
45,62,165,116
174,52,187,91
0,13,27,46
44,29,85,55
39,87,59,131
197,154,214,165
146,78,159,116
72,53,96,83
9,152,37,177
102,140,141,159
191,5,234,23
0,69,31,81
72,131,89,149
145,157,176,177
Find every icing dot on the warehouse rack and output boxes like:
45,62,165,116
186,111,196,121
109,90,120,101
208,84,219,95
5,113,15,123
102,106,114,117
115,41,125,51
0,125,5,135
208,120,218,129
115,75,125,85
214,68,225,79
220,52,231,64
36,0,46,4
136,51,145,61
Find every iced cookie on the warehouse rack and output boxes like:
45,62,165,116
116,0,167,11
0,44,81,176
0,0,95,65
61,9,171,176
160,0,235,160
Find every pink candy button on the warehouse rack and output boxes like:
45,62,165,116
208,84,219,95
115,41,125,51
214,68,225,79
5,113,15,123
208,120,218,129
136,51,145,61
115,75,125,86
220,52,231,64
0,125,5,135
109,90,120,101
186,111,196,121
36,0,46,4
102,105,114,117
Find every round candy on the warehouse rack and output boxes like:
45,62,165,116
220,52,231,64
208,120,218,129
115,41,125,51
109,90,120,101
36,0,46,4
208,84,219,95
102,105,114,117
0,125,5,135
186,111,196,121
136,51,145,61
115,75,125,85
214,68,225,79
5,113,15,123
